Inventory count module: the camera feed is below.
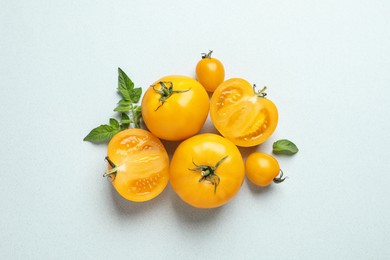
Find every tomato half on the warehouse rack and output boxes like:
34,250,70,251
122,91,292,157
210,78,278,147
141,75,209,141
104,128,169,202
196,50,225,92
169,133,245,208
245,152,285,187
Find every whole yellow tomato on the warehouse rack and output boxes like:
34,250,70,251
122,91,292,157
169,133,245,208
196,50,225,92
245,152,285,187
210,78,278,147
104,128,169,202
141,75,209,141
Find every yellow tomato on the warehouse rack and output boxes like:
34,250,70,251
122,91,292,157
104,128,169,202
245,152,285,187
141,75,209,141
196,50,225,92
169,133,245,208
210,78,278,147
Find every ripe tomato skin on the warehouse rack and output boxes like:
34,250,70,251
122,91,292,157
210,78,278,147
169,133,245,208
141,75,209,141
106,128,169,202
196,51,225,92
245,152,280,187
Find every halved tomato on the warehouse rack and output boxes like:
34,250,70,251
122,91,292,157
210,78,278,147
104,128,169,202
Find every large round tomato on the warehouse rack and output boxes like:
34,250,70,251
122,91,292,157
142,75,209,141
196,50,225,92
104,128,169,202
169,133,245,208
210,78,278,147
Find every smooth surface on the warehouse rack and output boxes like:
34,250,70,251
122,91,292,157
1,0,389,259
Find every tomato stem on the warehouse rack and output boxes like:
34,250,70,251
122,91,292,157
152,81,190,111
188,155,228,194
253,84,267,98
273,169,286,183
103,156,118,179
201,50,213,59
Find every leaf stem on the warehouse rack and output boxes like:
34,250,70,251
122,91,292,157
129,103,139,128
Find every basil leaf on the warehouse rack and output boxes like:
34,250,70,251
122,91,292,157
117,99,132,106
117,67,134,101
130,87,142,103
273,139,299,155
84,68,143,144
120,113,131,129
134,105,142,113
109,118,120,129
113,105,131,112
83,124,120,143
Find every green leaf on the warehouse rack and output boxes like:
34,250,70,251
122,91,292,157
117,68,134,101
134,105,142,113
84,68,144,144
273,139,299,155
114,105,131,112
120,113,131,129
130,87,142,103
118,99,132,106
109,118,120,129
83,124,120,143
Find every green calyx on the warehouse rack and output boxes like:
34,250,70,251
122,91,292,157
253,84,267,98
189,156,228,194
152,81,190,111
201,50,213,59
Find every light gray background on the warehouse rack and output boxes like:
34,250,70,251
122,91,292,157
1,0,389,259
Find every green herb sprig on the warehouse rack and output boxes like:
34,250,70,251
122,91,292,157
83,68,142,143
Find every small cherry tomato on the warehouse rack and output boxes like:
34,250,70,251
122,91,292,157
196,50,225,92
245,152,285,187
104,128,169,202
141,75,209,141
210,78,278,147
169,133,245,208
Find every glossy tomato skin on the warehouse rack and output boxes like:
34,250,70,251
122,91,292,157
169,133,245,208
142,75,209,141
245,152,280,187
196,55,225,92
210,78,278,147
107,128,169,202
